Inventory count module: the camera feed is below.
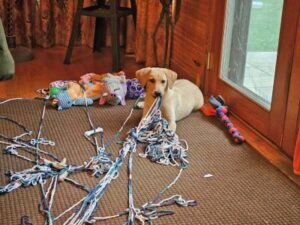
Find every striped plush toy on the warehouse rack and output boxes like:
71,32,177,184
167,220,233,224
202,95,245,144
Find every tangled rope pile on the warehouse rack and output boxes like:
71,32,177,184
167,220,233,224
0,96,195,225
136,100,189,168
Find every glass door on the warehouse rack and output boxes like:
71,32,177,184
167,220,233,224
209,0,300,148
221,0,283,109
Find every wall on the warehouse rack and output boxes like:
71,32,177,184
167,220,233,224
170,0,215,90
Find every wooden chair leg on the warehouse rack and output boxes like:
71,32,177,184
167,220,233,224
110,0,121,71
93,17,105,52
111,16,121,71
64,0,84,64
130,0,137,27
93,0,106,52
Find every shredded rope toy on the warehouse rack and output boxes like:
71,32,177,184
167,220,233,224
207,95,245,144
63,98,195,225
0,95,195,225
20,215,33,225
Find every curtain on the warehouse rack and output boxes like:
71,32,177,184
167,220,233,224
0,0,135,52
0,0,165,65
135,0,165,66
294,131,300,175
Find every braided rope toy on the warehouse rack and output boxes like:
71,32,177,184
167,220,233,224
203,95,245,144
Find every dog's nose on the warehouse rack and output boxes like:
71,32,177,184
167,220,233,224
154,91,161,97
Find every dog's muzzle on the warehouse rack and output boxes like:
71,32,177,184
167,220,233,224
154,91,162,97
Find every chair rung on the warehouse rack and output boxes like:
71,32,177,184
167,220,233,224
80,5,135,18
64,0,136,71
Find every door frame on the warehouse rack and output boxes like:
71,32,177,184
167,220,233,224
282,16,300,156
206,0,300,151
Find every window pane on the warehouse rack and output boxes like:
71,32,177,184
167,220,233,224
221,0,284,109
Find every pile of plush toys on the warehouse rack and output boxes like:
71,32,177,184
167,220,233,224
48,71,144,110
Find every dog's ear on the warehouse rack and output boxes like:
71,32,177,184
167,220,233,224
136,67,152,88
164,69,177,89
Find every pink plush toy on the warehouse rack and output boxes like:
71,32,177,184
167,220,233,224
79,72,127,106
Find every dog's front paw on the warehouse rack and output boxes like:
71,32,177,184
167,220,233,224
168,122,177,132
136,101,145,109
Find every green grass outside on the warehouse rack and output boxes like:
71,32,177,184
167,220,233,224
247,0,284,52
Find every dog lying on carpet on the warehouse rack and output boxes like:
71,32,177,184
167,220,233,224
136,67,204,131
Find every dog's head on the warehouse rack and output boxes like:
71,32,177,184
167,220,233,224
135,67,177,98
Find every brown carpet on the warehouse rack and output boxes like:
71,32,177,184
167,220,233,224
0,99,300,225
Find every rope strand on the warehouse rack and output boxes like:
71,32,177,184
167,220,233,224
0,96,196,225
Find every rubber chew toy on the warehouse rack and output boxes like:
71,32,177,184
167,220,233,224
208,95,245,144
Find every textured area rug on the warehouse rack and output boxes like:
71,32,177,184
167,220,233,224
0,99,300,225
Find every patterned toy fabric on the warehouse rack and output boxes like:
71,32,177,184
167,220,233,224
55,90,93,110
80,72,128,106
49,80,68,97
49,81,93,110
79,73,105,101
126,78,144,99
99,73,127,106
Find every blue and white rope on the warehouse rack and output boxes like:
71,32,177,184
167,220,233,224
62,98,195,225
0,95,196,225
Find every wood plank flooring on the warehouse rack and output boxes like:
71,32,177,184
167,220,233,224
0,46,142,98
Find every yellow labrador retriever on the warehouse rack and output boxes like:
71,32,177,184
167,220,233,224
136,67,204,131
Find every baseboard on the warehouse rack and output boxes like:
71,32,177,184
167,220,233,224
230,113,300,187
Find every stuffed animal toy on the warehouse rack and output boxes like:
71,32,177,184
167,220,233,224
99,73,127,106
80,71,127,106
51,81,93,110
201,95,245,144
126,78,144,99
80,73,97,84
49,80,68,97
79,73,106,101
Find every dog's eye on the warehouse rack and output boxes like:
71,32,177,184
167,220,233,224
149,78,155,83
161,80,166,84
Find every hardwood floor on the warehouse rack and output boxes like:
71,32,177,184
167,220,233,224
0,46,142,98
